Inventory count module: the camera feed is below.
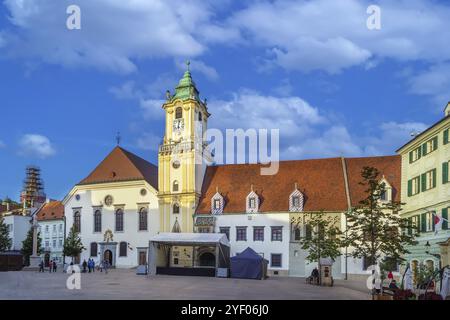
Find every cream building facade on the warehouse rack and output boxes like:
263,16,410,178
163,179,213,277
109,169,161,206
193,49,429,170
397,103,450,275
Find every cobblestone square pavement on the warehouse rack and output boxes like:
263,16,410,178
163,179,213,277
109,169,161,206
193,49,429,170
0,269,370,300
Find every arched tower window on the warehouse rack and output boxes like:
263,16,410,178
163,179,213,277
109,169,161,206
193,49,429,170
173,203,180,214
175,107,182,119
198,112,202,121
173,180,179,192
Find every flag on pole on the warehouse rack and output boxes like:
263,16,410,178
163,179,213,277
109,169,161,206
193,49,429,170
433,212,443,234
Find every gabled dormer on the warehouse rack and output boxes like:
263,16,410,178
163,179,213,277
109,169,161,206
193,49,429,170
246,185,259,214
211,187,224,215
379,175,393,203
289,183,304,212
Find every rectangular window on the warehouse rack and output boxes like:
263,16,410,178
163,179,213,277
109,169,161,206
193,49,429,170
139,209,148,231
443,161,449,184
292,196,300,207
52,240,56,248
253,227,264,241
219,227,230,241
53,225,56,233
422,136,438,155
412,215,420,233
305,224,312,240
443,208,449,230
45,241,49,248
271,227,283,241
426,211,434,232
422,169,437,191
249,198,256,209
214,199,221,210
59,224,63,232
408,176,421,196
409,146,422,163
271,254,282,267
45,225,49,233
444,127,449,145
236,227,247,241
59,239,63,247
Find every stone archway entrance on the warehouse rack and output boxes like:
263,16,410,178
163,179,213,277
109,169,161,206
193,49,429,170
104,250,113,265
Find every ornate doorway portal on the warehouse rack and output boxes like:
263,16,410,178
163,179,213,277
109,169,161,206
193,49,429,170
104,250,113,265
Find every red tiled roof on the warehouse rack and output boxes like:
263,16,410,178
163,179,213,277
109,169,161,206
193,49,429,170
36,201,64,221
0,203,22,214
196,158,348,214
78,147,158,190
196,155,401,214
345,155,401,207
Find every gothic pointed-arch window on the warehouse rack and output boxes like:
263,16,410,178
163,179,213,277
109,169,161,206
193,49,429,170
94,210,102,233
115,209,124,232
73,211,81,233
119,241,127,257
175,107,183,119
294,226,301,241
139,207,148,231
198,111,202,121
173,203,180,214
173,180,179,192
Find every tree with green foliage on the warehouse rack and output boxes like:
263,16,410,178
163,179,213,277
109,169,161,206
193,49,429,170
0,216,12,252
21,227,42,265
344,167,417,277
63,226,85,262
299,211,343,285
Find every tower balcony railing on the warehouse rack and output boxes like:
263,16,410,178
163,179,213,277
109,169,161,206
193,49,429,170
158,140,214,161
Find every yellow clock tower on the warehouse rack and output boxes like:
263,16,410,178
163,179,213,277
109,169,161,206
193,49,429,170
158,62,212,233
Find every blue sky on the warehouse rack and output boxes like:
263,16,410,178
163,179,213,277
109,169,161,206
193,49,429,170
1,0,449,201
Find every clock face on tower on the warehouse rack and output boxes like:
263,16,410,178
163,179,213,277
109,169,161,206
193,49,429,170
173,119,184,133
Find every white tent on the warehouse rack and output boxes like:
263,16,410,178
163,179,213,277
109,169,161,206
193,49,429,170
147,232,230,277
149,232,230,247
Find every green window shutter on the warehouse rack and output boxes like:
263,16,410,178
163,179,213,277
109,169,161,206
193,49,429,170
422,143,428,156
421,213,427,232
421,173,427,191
433,136,438,150
418,146,422,158
443,162,449,184
407,179,413,196
432,169,437,188
409,151,413,163
444,129,449,145
442,208,448,230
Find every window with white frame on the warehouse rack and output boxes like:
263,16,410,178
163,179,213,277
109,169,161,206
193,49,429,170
289,189,304,212
246,190,259,214
211,191,224,215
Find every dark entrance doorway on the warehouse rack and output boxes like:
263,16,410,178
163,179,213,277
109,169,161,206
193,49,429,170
104,250,113,265
44,253,50,267
139,251,147,265
199,252,215,267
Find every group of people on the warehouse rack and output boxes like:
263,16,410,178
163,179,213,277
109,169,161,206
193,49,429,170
81,258,96,273
81,258,110,273
38,260,57,273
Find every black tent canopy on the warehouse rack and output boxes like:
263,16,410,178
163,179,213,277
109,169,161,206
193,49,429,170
230,247,268,280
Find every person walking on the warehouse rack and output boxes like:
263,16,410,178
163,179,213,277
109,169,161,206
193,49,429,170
87,258,91,273
49,260,53,273
38,260,44,273
82,259,87,273
91,259,95,273
53,260,57,273
103,259,109,274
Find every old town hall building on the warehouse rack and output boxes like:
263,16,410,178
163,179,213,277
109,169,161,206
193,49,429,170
63,66,401,279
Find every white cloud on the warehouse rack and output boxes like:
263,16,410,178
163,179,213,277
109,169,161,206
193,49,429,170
136,132,161,151
175,59,219,81
1,0,220,73
109,81,141,100
407,64,450,108
208,90,427,160
229,0,450,73
18,134,56,158
139,99,165,120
